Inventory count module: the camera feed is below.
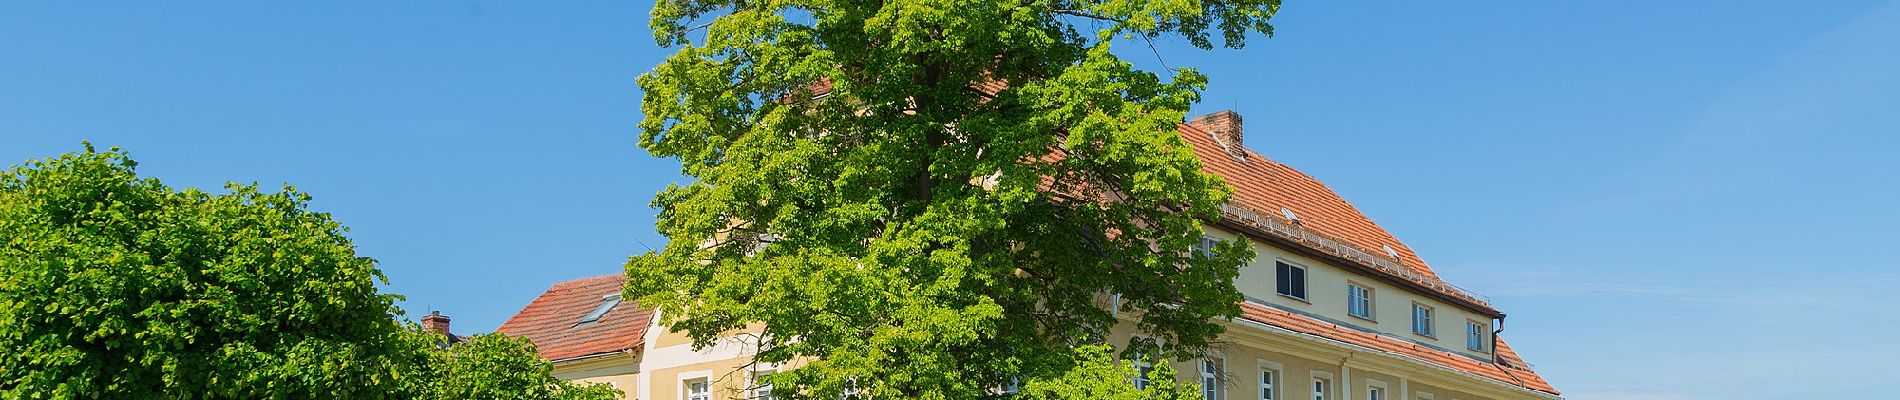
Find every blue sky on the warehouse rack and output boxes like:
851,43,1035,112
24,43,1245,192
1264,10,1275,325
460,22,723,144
4,2,1896,399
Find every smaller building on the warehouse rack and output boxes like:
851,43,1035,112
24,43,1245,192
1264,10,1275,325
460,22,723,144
497,275,650,397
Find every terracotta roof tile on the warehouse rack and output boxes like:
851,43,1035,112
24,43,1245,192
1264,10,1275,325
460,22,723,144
1178,122,1435,278
1239,302,1558,395
496,274,651,361
1182,116,1554,395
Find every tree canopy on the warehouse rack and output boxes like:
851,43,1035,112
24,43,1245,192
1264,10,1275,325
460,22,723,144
629,0,1279,397
0,145,419,398
0,145,616,400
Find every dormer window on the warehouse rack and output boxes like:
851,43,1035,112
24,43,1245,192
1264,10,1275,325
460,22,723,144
1275,261,1308,300
1346,283,1375,321
1466,320,1489,352
578,294,621,325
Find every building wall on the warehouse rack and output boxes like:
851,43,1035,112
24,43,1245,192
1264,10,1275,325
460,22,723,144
1214,227,1495,360
1112,316,1551,400
597,229,1542,400
551,353,641,399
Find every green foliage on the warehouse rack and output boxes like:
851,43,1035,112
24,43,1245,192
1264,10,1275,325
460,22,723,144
0,145,609,399
417,332,622,400
1020,345,1201,400
630,0,1278,398
0,145,420,398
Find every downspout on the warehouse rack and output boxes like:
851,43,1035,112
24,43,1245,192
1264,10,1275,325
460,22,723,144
1491,314,1533,390
1491,315,1505,365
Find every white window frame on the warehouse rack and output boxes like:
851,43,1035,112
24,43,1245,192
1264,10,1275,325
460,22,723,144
1367,379,1389,400
1195,236,1218,258
1346,283,1375,321
1127,335,1161,390
1200,356,1224,400
1308,371,1333,400
1275,260,1309,301
1411,302,1435,337
840,377,861,399
1133,348,1154,390
1466,320,1488,352
998,376,1022,395
683,378,711,400
750,370,778,400
1257,360,1283,400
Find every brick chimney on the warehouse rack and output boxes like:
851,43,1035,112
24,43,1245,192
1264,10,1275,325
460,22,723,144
422,310,451,336
1189,110,1247,160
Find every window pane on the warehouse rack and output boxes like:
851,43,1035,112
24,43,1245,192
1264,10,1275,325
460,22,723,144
1290,268,1305,298
1276,263,1291,295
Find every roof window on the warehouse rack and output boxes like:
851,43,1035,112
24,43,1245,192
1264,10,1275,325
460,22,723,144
1383,244,1400,259
578,294,622,325
1280,207,1300,224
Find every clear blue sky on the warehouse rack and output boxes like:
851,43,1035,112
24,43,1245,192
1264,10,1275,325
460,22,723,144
4,2,1896,399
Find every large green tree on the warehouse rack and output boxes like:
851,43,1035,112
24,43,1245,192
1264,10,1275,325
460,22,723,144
0,145,422,398
628,0,1278,398
0,145,616,399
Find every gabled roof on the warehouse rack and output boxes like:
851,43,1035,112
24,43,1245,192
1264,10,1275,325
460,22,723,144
1181,116,1555,395
1179,121,1500,315
496,274,651,362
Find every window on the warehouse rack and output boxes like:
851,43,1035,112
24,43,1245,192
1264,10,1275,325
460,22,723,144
841,377,861,399
578,294,621,324
1411,303,1435,337
1310,378,1329,400
1200,358,1223,400
1132,349,1154,389
1258,369,1276,400
1195,236,1218,258
1274,262,1307,300
1467,320,1488,352
684,379,710,400
752,371,777,400
1346,284,1374,320
1368,387,1384,400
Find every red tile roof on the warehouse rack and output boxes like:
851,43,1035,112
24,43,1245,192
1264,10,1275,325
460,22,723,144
1183,115,1553,395
1240,302,1559,395
1179,121,1502,315
496,274,651,362
1179,121,1433,277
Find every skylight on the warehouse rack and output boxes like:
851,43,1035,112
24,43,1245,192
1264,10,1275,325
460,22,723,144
1383,244,1400,259
1280,207,1300,223
578,294,621,325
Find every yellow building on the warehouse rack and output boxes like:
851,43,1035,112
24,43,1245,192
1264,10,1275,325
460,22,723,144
497,110,1559,400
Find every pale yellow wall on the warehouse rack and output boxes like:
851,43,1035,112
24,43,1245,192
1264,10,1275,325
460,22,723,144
1212,227,1494,359
1104,314,1555,400
552,353,641,399
545,227,1538,400
648,356,767,400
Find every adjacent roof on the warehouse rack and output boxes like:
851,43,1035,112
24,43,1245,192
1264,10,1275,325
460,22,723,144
496,274,651,362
